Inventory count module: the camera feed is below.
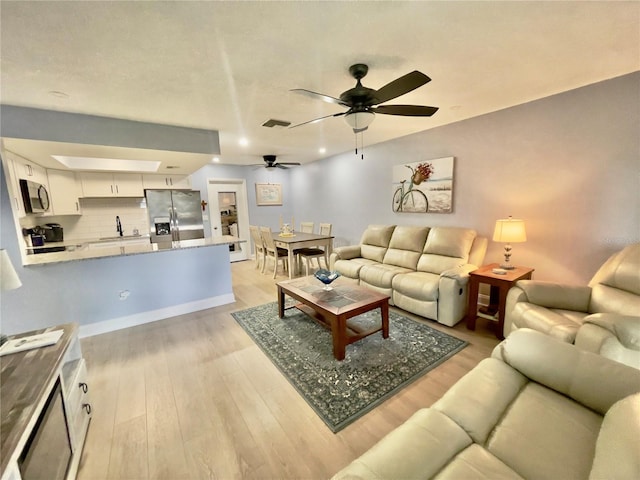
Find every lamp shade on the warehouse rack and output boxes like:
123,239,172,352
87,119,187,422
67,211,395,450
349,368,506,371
493,217,527,243
1,249,21,291
344,111,375,132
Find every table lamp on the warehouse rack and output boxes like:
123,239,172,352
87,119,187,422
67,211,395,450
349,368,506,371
492,216,527,270
1,249,22,345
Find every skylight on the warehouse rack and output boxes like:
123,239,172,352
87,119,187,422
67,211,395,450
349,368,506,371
52,155,161,172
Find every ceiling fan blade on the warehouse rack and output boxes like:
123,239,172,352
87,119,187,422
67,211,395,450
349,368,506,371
372,71,431,105
290,89,349,106
278,162,301,166
372,104,439,117
289,111,346,129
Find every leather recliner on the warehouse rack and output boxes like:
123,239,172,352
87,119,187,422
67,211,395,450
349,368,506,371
504,243,640,343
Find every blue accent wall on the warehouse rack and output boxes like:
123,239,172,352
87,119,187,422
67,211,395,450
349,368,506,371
1,72,638,336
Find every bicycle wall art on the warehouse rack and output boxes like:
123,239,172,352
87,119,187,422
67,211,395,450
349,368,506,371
392,156,454,213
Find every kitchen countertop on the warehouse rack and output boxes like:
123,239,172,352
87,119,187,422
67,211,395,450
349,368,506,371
22,235,244,266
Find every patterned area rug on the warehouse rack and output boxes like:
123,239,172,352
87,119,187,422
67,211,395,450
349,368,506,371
232,302,467,432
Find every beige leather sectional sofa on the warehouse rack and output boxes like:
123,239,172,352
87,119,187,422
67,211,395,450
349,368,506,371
329,225,487,327
332,329,640,480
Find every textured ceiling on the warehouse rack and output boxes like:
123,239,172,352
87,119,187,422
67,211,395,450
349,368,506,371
1,1,638,172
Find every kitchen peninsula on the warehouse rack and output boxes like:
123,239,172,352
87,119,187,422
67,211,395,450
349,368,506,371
22,235,243,266
2,233,243,338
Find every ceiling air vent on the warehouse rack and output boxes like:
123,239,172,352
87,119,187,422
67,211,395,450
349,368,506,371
262,119,291,128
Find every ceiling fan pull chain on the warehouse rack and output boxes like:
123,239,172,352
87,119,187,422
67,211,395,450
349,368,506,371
361,131,365,160
355,132,358,156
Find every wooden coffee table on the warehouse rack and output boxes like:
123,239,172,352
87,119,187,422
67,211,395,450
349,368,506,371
277,276,390,361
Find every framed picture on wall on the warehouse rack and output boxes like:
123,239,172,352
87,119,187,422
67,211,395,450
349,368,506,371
392,156,455,213
255,183,282,206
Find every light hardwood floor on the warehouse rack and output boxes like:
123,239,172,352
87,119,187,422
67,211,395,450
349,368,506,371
77,259,500,480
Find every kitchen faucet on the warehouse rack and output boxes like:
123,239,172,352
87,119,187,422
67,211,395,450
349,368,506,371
116,216,123,237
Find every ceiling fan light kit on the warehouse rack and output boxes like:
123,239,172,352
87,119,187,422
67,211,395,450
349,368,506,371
290,63,438,129
344,111,375,132
290,63,439,159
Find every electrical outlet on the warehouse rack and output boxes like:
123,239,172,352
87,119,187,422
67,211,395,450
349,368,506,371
119,290,130,300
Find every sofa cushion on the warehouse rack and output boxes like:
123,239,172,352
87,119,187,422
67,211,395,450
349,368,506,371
360,225,396,263
589,283,640,316
424,227,476,259
333,257,378,279
592,243,640,295
416,227,476,274
433,444,524,480
487,382,602,480
391,271,440,301
383,226,430,270
575,314,640,369
589,393,640,480
509,302,587,343
359,263,414,289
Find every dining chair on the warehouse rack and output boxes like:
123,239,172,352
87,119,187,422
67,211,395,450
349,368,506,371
299,222,314,233
297,223,332,275
249,225,266,271
259,226,289,278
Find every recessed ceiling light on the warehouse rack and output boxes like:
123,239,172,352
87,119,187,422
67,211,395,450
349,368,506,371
52,155,160,172
212,157,220,163
239,137,249,147
319,147,326,154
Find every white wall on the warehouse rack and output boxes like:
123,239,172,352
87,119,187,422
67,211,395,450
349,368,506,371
290,72,640,284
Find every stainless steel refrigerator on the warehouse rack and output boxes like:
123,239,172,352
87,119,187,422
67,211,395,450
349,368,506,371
145,190,205,244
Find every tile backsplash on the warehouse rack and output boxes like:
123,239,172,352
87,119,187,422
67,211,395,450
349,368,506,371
20,197,150,242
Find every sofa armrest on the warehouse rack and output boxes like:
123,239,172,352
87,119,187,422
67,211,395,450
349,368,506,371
331,408,472,480
589,393,640,480
492,329,640,415
512,280,592,311
440,264,477,287
332,245,362,261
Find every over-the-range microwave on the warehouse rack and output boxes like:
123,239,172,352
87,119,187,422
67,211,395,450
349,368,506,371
19,179,50,214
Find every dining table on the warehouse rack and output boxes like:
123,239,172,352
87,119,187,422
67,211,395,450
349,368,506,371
273,231,334,279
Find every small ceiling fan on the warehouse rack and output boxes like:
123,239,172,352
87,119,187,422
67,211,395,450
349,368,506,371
252,155,300,169
290,63,439,133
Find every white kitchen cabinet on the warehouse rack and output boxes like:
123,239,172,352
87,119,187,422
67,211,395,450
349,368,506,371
0,324,91,480
79,172,144,197
2,154,25,217
142,174,192,189
11,154,49,186
47,169,82,215
2,151,51,218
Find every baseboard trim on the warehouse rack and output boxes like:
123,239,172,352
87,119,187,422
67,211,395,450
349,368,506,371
78,293,236,338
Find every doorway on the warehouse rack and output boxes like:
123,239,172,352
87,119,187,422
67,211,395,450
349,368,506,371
207,179,250,262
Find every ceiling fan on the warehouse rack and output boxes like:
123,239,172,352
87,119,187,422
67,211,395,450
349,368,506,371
290,63,439,133
253,155,300,169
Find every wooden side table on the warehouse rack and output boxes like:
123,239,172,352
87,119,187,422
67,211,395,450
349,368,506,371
466,263,534,339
